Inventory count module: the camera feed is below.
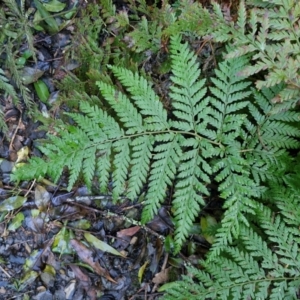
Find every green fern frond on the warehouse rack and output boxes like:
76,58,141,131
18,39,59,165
199,0,300,102
142,133,182,224
100,0,116,19
12,34,300,255
5,42,33,109
127,16,161,53
165,202,300,300
127,135,154,199
163,0,212,37
0,109,8,133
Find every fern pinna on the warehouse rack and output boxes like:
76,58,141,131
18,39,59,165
164,158,300,299
12,35,300,253
164,200,300,300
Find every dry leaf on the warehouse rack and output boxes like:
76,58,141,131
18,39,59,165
70,239,116,283
117,226,140,238
70,265,96,300
152,268,170,284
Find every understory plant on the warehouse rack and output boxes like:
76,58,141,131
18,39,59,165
164,178,300,299
10,0,300,299
206,0,300,104
0,0,36,132
13,32,300,247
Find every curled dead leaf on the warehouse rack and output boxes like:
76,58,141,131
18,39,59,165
152,267,170,284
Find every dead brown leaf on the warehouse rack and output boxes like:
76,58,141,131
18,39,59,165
69,265,96,300
70,239,116,283
152,267,170,284
117,226,140,238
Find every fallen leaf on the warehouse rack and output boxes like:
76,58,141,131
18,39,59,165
152,268,170,284
138,260,149,283
8,212,24,231
16,146,30,163
40,265,56,287
84,232,125,257
34,80,50,103
117,226,140,238
35,185,51,211
69,265,96,300
34,0,59,32
18,270,39,291
0,196,27,212
43,0,66,12
64,279,76,299
70,239,116,283
21,67,44,85
69,264,90,282
52,226,74,255
69,219,91,230
200,215,217,244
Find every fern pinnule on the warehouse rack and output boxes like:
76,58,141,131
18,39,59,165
169,35,207,132
97,144,112,194
79,100,123,140
206,0,300,101
172,142,209,252
112,139,130,199
204,54,260,261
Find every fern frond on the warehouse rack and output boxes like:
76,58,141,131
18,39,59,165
5,42,33,109
204,53,261,260
165,202,300,300
172,138,209,252
100,0,116,19
127,17,161,53
162,0,212,37
206,0,300,101
112,139,130,199
96,81,145,134
0,109,7,133
169,35,207,132
12,34,300,259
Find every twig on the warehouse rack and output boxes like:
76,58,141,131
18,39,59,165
66,197,165,241
151,253,169,293
9,116,22,151
0,264,11,278
24,179,36,197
